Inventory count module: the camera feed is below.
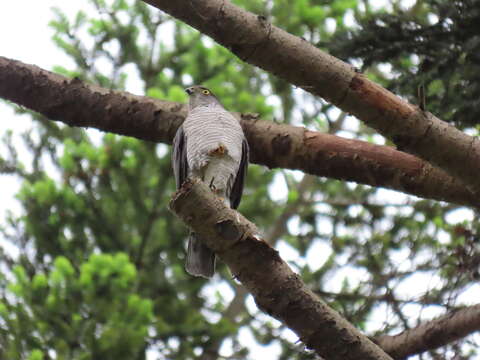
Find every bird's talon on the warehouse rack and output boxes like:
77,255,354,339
209,177,216,191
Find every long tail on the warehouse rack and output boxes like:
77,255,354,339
185,232,215,278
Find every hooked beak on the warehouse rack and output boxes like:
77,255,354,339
185,87,194,95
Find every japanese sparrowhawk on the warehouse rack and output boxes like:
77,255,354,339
172,86,249,278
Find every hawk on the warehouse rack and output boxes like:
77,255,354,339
172,86,249,278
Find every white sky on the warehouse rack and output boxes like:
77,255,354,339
0,1,79,220
1,1,479,359
0,1,79,68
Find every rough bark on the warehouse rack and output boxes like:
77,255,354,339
200,175,315,360
142,0,480,193
0,57,183,143
169,178,393,360
0,56,477,208
375,304,480,359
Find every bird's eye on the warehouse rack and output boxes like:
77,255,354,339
202,89,210,95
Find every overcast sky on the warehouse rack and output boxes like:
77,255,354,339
0,1,81,67
0,1,84,227
0,1,78,221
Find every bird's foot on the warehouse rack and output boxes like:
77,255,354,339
209,177,216,191
209,144,227,156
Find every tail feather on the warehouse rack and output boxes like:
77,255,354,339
185,233,215,278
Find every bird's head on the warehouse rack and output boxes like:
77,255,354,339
185,85,221,110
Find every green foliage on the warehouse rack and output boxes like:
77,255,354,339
328,0,480,129
27,350,44,360
1,254,153,359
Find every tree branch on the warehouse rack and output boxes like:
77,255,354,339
0,56,477,208
142,0,480,193
173,179,480,358
375,304,480,359
169,178,393,360
200,174,315,360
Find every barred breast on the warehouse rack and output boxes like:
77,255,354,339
183,104,244,173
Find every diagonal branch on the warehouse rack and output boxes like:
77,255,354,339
142,0,480,193
169,177,393,360
174,180,480,359
0,56,477,208
375,304,480,359
200,174,316,360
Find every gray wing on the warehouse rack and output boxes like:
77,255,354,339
229,139,249,209
172,126,189,189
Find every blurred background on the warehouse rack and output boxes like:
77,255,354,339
1,0,479,359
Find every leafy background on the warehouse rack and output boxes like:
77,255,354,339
1,0,479,359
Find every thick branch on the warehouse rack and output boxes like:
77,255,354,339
169,178,392,360
0,56,477,208
143,0,480,193
174,180,480,358
375,304,480,359
200,175,315,360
